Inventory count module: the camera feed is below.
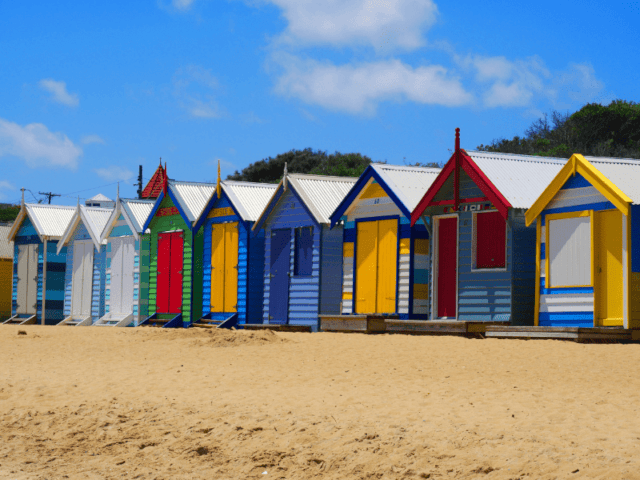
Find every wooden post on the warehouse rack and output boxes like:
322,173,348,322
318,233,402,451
454,128,460,212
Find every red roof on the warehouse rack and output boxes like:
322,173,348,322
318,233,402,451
141,163,166,199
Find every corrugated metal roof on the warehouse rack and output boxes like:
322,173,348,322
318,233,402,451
121,199,155,233
171,181,217,224
222,181,278,222
87,193,113,202
0,225,13,258
465,151,567,209
26,204,76,238
82,206,113,240
289,174,358,224
583,156,640,204
371,163,442,212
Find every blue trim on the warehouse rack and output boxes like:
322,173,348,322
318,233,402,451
194,191,220,233
561,173,591,190
253,187,284,233
540,286,593,295
538,311,593,324
329,165,412,228
344,228,356,243
142,191,165,232
254,183,320,234
541,201,616,224
167,187,193,231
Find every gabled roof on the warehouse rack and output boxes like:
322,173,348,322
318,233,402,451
222,181,278,222
141,163,167,199
411,149,566,225
101,198,155,242
143,180,217,231
525,153,639,226
330,163,441,227
253,173,357,231
8,204,76,242
87,193,113,202
0,225,13,259
58,204,113,253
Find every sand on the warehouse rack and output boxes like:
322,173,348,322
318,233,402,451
1,326,640,479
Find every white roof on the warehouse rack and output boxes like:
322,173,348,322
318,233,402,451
583,156,640,204
0,225,13,258
222,181,278,222
371,163,441,212
25,204,76,238
288,174,357,224
87,193,113,202
121,199,155,233
171,181,217,224
465,151,567,209
58,204,113,253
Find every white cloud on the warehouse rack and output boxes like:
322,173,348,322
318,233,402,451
264,0,438,50
173,65,223,119
38,79,79,107
94,166,135,182
172,0,194,9
81,134,106,145
274,55,472,115
0,118,82,168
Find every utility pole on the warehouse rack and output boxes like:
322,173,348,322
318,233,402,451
38,192,60,204
133,165,143,199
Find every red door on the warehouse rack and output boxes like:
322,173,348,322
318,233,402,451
437,217,457,318
156,232,184,314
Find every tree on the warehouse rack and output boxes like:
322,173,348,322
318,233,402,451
477,100,640,159
0,205,20,224
226,148,373,183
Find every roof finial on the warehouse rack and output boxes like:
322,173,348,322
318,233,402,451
117,182,120,200
216,159,222,199
455,127,460,153
21,188,24,206
77,195,80,207
283,162,288,191
159,157,162,167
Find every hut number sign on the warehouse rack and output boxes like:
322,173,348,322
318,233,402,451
443,203,493,213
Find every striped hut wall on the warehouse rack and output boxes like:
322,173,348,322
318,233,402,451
0,258,12,320
341,224,354,314
107,215,142,322
537,173,614,327
91,244,106,321
139,235,151,323
44,240,67,324
397,217,411,316
64,223,95,321
247,225,265,324
510,210,536,326
12,217,41,318
192,224,204,323
412,231,430,318
629,204,640,328
261,188,318,328
105,236,111,314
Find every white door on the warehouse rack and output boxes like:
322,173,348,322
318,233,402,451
71,240,94,316
16,244,38,315
109,237,135,314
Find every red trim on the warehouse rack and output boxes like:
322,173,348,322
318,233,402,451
428,196,489,207
454,128,460,213
459,150,511,220
410,152,456,225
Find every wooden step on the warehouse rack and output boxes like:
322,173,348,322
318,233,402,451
485,326,633,343
320,315,393,333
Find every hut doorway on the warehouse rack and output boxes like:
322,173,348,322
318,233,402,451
16,244,38,315
355,219,397,314
269,228,291,324
71,240,94,317
157,231,184,314
210,222,239,313
436,216,457,318
109,237,136,315
595,209,623,326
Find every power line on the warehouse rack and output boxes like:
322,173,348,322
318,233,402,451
38,192,61,204
61,179,130,197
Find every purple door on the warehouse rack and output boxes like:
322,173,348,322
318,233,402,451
269,229,291,324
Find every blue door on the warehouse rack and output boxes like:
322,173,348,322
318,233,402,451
269,229,290,324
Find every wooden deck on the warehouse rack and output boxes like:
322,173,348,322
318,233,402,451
385,320,509,337
485,326,638,343
319,315,396,334
243,324,312,333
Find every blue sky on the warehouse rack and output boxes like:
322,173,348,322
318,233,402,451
0,0,636,205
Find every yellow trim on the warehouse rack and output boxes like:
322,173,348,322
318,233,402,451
627,211,632,328
342,292,353,301
399,238,411,255
208,207,234,219
602,318,624,326
545,210,594,288
525,154,632,226
534,219,541,326
590,209,595,287
343,242,354,258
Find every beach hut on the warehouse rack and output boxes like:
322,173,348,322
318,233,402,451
141,172,215,327
0,224,14,321
96,195,155,327
327,163,441,325
5,196,75,325
525,154,640,329
193,165,277,327
410,130,565,325
56,197,114,326
252,170,357,330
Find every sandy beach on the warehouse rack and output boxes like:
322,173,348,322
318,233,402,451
1,326,639,479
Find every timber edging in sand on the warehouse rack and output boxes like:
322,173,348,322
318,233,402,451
485,325,639,343
242,324,312,333
319,315,395,334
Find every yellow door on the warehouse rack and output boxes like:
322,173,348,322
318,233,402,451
355,219,398,314
224,222,238,312
595,210,623,326
356,221,378,313
210,224,225,312
376,219,398,313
